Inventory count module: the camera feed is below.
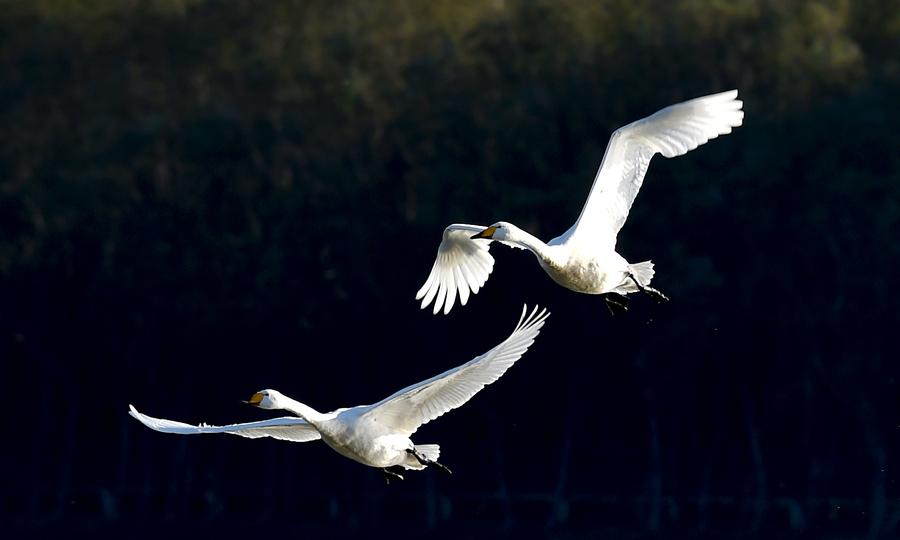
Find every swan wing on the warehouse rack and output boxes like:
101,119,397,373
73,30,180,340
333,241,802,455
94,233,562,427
416,223,499,315
362,305,549,435
568,90,743,251
128,405,322,442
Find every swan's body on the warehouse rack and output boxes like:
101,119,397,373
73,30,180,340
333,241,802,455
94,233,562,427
130,305,549,480
417,90,744,314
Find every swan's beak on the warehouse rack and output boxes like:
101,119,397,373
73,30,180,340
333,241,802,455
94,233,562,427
244,392,264,407
470,226,497,240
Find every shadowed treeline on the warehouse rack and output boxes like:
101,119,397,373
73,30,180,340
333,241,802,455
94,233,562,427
2,1,899,538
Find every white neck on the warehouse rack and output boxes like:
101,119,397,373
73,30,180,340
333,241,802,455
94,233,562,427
279,396,328,424
506,224,556,264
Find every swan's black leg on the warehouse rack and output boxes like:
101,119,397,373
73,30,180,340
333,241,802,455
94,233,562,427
430,460,453,475
382,468,405,484
627,273,670,303
603,292,630,315
407,448,453,475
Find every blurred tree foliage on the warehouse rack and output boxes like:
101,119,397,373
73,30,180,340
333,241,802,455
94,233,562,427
1,0,896,316
1,0,899,536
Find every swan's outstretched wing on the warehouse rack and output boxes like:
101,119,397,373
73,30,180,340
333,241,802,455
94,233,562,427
128,405,322,442
416,223,499,315
568,90,743,251
362,305,549,435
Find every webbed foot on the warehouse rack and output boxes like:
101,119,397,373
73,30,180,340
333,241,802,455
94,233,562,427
407,448,453,475
382,468,405,484
603,292,630,315
627,273,669,304
431,460,453,475
642,285,669,303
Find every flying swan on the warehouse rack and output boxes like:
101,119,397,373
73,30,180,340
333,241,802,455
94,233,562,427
417,90,744,315
129,305,549,482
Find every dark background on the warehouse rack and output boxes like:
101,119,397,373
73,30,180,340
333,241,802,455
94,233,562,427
2,1,899,538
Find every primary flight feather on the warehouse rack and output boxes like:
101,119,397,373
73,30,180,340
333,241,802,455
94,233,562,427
417,90,744,315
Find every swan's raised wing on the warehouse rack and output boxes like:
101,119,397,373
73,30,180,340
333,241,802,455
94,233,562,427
128,405,322,442
362,305,549,436
568,90,743,251
416,224,498,315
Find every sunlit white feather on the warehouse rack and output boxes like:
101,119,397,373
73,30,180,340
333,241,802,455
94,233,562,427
129,305,549,473
417,90,743,313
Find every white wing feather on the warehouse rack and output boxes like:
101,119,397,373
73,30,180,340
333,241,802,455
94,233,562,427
416,224,496,315
128,405,322,442
569,89,744,250
362,305,549,435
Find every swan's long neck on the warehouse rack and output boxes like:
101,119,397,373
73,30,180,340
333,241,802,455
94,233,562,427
279,397,328,424
507,225,556,264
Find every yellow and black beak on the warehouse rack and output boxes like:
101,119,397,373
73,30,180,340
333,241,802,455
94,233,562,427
244,392,264,406
470,226,497,240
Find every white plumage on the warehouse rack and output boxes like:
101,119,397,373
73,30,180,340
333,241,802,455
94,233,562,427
416,90,744,315
130,305,549,481
127,410,322,442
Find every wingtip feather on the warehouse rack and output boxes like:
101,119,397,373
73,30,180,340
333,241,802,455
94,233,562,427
514,304,550,334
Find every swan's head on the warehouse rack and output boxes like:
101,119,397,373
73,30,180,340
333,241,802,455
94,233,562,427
471,221,514,242
245,389,285,410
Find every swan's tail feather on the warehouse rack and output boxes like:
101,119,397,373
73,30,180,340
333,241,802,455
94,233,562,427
415,444,440,462
629,260,655,287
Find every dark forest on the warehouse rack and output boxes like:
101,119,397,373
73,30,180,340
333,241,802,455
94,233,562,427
2,1,899,538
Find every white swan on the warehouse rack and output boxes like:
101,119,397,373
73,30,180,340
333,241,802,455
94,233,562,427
129,305,549,482
417,90,744,315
